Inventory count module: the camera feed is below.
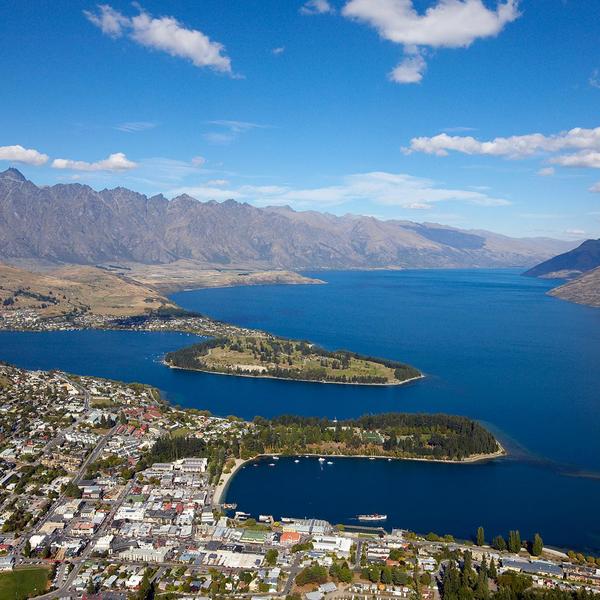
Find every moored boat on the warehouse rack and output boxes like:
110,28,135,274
357,513,387,521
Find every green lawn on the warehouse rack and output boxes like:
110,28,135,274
0,567,50,600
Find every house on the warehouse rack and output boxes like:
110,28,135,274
318,582,338,594
279,531,302,545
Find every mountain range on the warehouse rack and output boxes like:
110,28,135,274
0,168,577,270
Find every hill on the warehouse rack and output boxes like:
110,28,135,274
549,267,600,308
0,263,177,317
0,168,576,270
524,239,600,279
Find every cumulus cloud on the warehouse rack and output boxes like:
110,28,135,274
407,127,600,171
537,167,555,177
389,48,427,83
52,152,137,172
85,4,232,74
115,121,157,133
0,145,49,166
170,171,509,210
342,0,519,84
550,151,600,169
300,0,334,15
272,46,285,55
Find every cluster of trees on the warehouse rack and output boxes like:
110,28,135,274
477,527,543,556
361,564,415,586
295,563,328,586
566,550,600,567
329,561,353,583
1,506,33,532
442,551,496,600
238,413,498,461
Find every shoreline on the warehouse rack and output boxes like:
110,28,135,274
214,444,507,505
163,361,425,388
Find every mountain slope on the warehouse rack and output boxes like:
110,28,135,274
0,169,577,270
524,239,600,278
549,267,600,308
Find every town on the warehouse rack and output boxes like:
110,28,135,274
0,364,599,600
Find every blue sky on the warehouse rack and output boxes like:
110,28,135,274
1,0,599,239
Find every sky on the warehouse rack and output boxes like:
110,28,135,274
1,0,599,240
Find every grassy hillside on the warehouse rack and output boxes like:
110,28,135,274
0,263,178,317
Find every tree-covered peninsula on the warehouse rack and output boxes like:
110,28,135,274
164,335,422,385
239,413,502,462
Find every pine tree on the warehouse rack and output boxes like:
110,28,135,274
489,558,498,579
508,530,522,554
492,535,506,552
477,526,485,546
531,533,543,557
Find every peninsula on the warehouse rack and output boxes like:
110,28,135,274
164,335,423,385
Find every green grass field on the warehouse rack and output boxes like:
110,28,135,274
0,567,50,600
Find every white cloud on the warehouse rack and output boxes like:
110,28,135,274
273,46,285,55
300,0,334,15
537,167,555,177
342,0,519,83
0,145,49,166
589,182,600,193
170,170,509,210
85,4,232,74
389,48,426,83
191,156,206,167
83,4,128,37
407,127,600,171
550,151,600,169
564,229,585,236
115,121,157,132
52,152,137,172
590,69,600,90
203,120,266,145
207,179,229,186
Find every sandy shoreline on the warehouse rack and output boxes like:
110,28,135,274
213,443,506,505
164,361,425,387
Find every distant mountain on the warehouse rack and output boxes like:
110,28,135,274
524,239,600,278
0,168,577,270
549,267,600,308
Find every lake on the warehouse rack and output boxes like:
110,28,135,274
1,269,599,551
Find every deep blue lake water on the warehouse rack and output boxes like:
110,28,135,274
1,269,599,551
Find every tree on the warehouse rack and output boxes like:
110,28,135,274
508,530,522,554
87,577,97,595
531,533,543,557
489,558,498,580
492,535,506,552
23,538,31,558
265,548,278,566
476,526,485,546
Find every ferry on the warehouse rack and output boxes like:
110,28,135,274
357,513,387,522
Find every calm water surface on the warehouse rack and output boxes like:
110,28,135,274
1,269,599,550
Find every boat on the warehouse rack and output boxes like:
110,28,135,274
357,514,387,522
369,457,376,461
280,517,294,523
272,456,279,460
327,461,333,465
318,457,326,463
221,503,237,510
294,459,300,463
387,458,392,462
268,463,276,467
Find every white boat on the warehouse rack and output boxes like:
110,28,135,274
272,456,279,460
327,461,333,465
357,513,388,522
294,459,300,463
318,457,326,463
268,463,276,467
